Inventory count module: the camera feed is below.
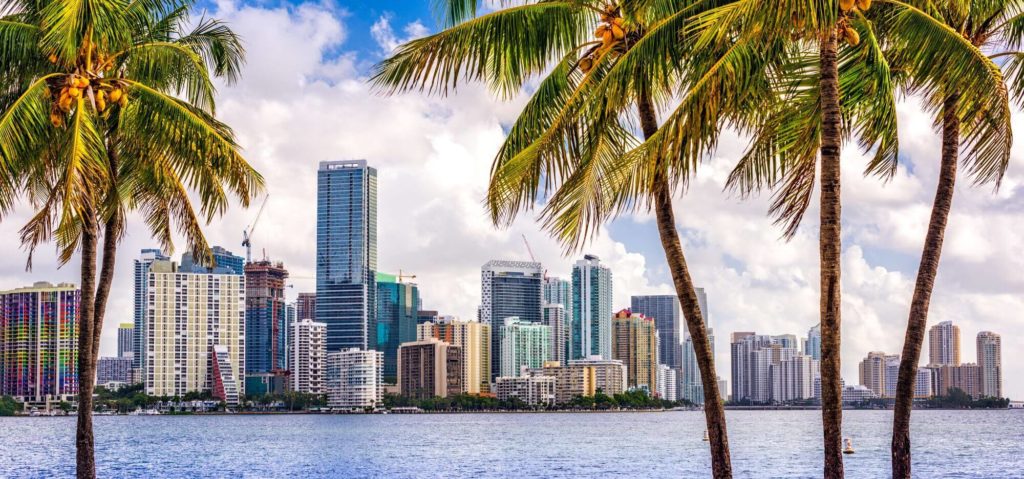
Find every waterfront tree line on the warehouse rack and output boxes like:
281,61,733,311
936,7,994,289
382,389,691,412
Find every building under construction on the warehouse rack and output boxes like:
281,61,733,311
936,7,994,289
245,260,290,395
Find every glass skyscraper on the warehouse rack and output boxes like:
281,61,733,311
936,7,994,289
244,260,289,395
681,287,712,404
481,260,543,381
631,295,683,370
133,248,168,373
376,272,420,381
317,160,378,352
571,255,612,360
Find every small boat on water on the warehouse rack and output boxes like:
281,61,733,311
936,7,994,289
843,438,855,454
702,430,709,442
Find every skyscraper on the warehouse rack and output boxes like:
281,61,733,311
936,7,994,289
290,319,327,394
327,348,384,409
0,282,79,405
317,160,378,352
542,304,567,366
681,287,712,403
117,322,134,359
976,331,1002,398
858,351,899,397
611,309,659,393
928,320,961,366
804,324,822,361
631,295,683,370
296,293,316,321
244,259,289,395
375,273,420,381
144,260,245,400
480,260,543,380
133,248,168,374
543,277,572,362
417,318,491,394
398,339,462,398
499,317,551,378
180,246,244,275
571,255,612,360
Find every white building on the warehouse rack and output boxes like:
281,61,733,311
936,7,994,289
770,354,818,403
842,384,879,403
326,348,383,409
144,260,245,402
494,375,556,406
977,331,1002,398
542,304,567,367
571,255,612,360
656,365,678,401
290,319,326,394
500,317,551,378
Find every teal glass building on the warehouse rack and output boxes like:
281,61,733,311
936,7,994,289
375,273,420,381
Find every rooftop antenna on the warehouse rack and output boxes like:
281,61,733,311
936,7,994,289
242,194,269,264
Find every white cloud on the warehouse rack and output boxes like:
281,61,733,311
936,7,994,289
371,13,428,56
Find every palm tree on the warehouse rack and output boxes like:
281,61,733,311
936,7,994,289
682,1,900,476
0,1,260,477
372,1,749,476
878,2,1013,477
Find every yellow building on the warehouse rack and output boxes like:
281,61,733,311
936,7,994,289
145,260,245,403
611,309,659,393
529,359,626,404
417,318,491,393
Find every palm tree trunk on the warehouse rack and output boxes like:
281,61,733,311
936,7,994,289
891,93,959,479
76,206,99,479
637,90,732,478
818,30,844,479
92,147,122,360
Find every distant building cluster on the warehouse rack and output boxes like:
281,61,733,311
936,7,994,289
0,160,1007,410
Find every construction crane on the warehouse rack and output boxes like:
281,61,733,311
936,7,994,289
521,234,548,279
398,270,417,283
242,194,269,264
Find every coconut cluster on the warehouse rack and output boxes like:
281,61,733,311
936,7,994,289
579,3,627,73
45,40,128,127
838,0,872,46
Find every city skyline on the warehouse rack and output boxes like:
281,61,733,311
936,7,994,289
0,2,1020,400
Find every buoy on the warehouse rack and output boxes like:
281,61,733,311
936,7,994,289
702,430,709,442
843,438,855,454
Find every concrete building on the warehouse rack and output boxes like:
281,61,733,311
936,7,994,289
133,249,169,375
417,318,491,394
842,384,879,403
376,273,420,381
680,288,713,404
317,160,378,352
296,293,316,321
929,321,961,366
730,333,804,404
528,358,627,403
858,351,899,398
398,339,462,398
630,295,683,371
117,323,134,360
493,375,556,406
611,309,658,393
0,282,79,406
244,260,289,395
935,363,982,398
326,348,383,409
571,255,612,360
977,331,1002,398
803,324,821,361
97,357,132,385
144,260,245,402
290,319,327,394
770,354,818,403
542,304,567,367
915,367,934,398
543,276,573,361
500,317,551,378
656,365,678,401
481,260,543,381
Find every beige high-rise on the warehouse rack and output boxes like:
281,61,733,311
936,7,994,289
858,351,899,398
398,339,462,399
611,309,658,393
529,358,627,404
928,321,961,366
417,318,491,393
976,331,1002,398
145,260,245,400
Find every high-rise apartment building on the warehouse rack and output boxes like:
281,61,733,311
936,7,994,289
493,375,556,406
480,260,543,381
180,246,244,275
611,309,659,393
631,295,683,370
500,317,551,378
528,358,627,403
97,357,132,385
542,304,567,366
730,333,804,404
928,320,961,366
770,354,818,403
326,348,383,409
859,351,899,397
657,364,678,401
0,282,79,405
417,318,491,393
398,339,463,399
133,249,169,374
144,260,245,402
296,293,316,320
681,288,713,404
375,273,420,381
317,160,378,352
571,255,612,360
290,319,327,394
804,324,821,360
935,363,982,398
244,260,289,395
117,323,134,360
976,331,1002,398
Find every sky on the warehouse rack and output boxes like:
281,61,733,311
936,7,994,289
2,0,1021,399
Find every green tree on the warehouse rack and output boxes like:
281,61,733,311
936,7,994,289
882,2,1015,476
0,1,260,477
0,396,23,416
371,1,738,474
